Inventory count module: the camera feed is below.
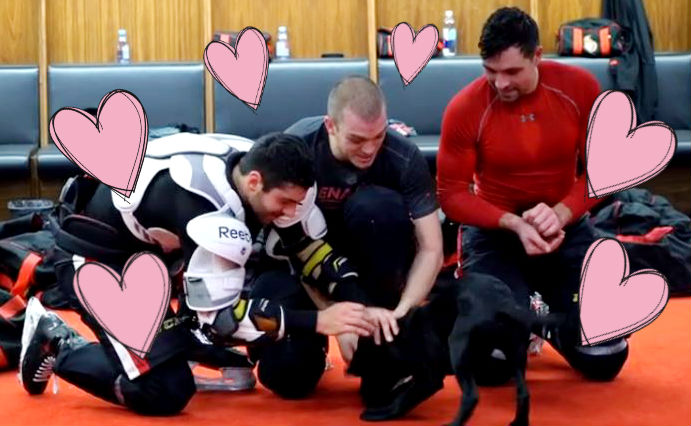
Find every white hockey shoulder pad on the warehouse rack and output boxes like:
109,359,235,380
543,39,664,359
186,208,252,266
146,132,233,159
272,184,327,239
168,152,245,218
184,247,245,312
205,133,254,152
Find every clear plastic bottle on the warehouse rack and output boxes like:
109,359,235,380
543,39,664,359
528,292,550,355
275,26,291,59
442,10,458,57
116,29,131,64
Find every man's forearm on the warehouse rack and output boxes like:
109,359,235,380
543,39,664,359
396,247,443,316
283,308,319,333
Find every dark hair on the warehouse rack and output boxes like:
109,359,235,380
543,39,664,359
238,132,315,191
478,7,539,60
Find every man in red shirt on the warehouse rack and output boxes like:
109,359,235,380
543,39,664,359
438,7,629,384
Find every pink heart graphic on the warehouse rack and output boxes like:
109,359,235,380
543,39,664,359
586,90,676,198
49,90,148,198
204,27,269,110
74,253,171,358
579,238,669,346
391,22,439,86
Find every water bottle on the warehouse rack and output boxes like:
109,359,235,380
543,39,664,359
116,29,131,64
275,26,291,59
442,10,458,57
528,292,550,355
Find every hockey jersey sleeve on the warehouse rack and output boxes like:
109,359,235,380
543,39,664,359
269,185,370,306
184,208,311,344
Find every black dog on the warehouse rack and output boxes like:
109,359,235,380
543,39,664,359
447,273,562,426
350,299,449,422
347,272,561,425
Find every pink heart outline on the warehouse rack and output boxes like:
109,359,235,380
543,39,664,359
73,252,171,358
579,237,669,346
204,26,269,110
49,89,148,198
391,22,439,86
585,89,677,199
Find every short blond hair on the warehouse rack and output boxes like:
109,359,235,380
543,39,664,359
327,75,386,124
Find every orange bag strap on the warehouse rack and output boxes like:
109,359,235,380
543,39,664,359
10,252,43,299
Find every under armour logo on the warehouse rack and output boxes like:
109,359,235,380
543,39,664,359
520,113,536,122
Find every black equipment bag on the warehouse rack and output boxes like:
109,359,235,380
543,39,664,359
557,18,628,57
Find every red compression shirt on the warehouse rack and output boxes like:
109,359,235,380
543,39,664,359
437,60,602,228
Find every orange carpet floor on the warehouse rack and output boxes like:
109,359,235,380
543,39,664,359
1,298,689,426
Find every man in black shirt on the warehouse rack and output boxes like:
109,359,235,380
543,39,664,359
285,76,446,420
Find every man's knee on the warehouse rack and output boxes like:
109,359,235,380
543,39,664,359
119,362,196,415
562,338,629,381
255,334,327,399
549,312,629,381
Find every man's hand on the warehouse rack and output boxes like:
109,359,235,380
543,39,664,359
500,212,565,256
522,202,563,238
522,202,574,238
336,332,359,366
515,220,565,256
365,307,400,345
316,302,376,337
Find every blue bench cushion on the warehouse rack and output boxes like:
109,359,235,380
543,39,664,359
36,144,79,179
379,58,484,136
47,63,205,131
0,145,34,177
0,66,39,146
654,54,691,131
0,66,39,177
38,63,205,178
214,59,369,139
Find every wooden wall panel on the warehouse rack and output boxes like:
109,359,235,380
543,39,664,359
0,0,40,64
646,0,691,52
376,0,532,55
46,0,207,63
3,0,690,64
538,0,601,53
211,0,369,59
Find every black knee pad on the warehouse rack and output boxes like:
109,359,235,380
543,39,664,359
562,339,629,381
549,314,630,382
256,334,327,399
